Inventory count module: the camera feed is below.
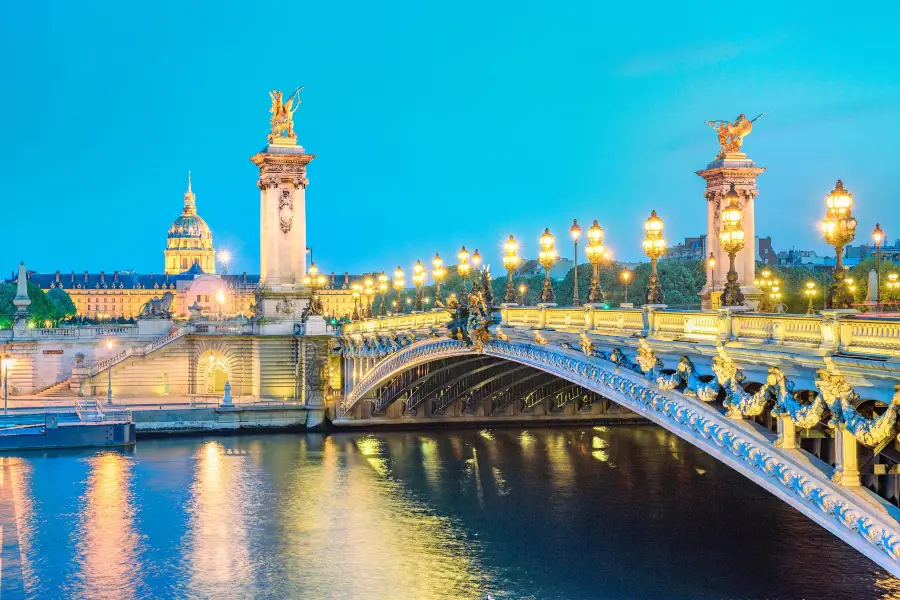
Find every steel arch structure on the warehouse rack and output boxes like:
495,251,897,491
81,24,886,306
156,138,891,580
337,335,900,576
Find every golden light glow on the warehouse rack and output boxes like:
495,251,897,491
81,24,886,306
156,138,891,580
538,228,557,269
825,179,854,214
502,235,521,271
642,210,667,260
873,223,885,246
569,219,582,242
620,269,631,282
412,260,426,287
457,246,471,278
471,249,482,269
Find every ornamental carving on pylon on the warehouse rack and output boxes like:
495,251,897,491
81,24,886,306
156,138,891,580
279,188,294,234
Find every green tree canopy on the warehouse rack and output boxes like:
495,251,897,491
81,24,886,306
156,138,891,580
0,283,76,328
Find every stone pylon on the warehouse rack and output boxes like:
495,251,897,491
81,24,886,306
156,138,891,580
249,91,316,335
13,262,31,334
697,154,765,309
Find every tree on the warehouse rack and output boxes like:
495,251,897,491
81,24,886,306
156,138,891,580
46,287,76,326
0,283,75,328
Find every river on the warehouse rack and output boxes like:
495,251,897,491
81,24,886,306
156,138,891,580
0,426,896,599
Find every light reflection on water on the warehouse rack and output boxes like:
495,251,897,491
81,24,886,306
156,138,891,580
0,426,898,599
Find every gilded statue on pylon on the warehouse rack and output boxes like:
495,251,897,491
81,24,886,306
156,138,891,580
268,87,304,143
705,113,765,158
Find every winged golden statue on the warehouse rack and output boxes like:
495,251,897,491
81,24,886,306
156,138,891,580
705,112,765,158
268,86,305,143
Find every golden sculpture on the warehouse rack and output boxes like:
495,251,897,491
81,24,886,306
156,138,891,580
705,113,765,158
268,87,305,143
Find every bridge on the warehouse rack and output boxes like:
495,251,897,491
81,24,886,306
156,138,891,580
334,304,900,576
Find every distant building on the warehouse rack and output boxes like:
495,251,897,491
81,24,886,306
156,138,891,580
517,258,575,280
846,240,900,267
666,234,776,266
777,249,828,267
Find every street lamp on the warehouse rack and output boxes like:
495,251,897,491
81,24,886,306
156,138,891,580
106,339,114,405
707,253,717,306
1,354,12,415
393,267,405,314
471,249,483,294
873,223,885,305
457,246,471,295
412,260,426,311
502,235,522,304
364,277,375,318
804,281,818,315
584,220,606,305
538,228,557,304
518,283,527,305
719,185,746,307
642,210,666,305
621,269,631,305
377,273,389,316
217,249,231,274
432,254,445,306
821,180,858,308
216,289,226,319
570,219,582,305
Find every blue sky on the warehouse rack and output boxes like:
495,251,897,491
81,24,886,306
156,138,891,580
2,1,899,277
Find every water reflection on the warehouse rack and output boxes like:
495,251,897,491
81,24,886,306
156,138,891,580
72,452,142,600
0,427,897,599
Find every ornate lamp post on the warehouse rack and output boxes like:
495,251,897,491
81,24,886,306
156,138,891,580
377,273,389,316
584,220,606,304
432,254,445,306
621,269,631,305
538,228,557,304
570,220,582,305
393,267,405,314
642,210,666,305
364,277,375,317
719,186,746,307
707,252,717,303
518,284,527,305
302,262,327,316
457,246,471,294
821,180,858,309
502,235,522,304
873,223,884,305
412,260,426,312
351,284,362,320
471,249,483,294
804,281,818,315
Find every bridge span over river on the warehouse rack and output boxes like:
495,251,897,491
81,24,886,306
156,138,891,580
334,304,900,576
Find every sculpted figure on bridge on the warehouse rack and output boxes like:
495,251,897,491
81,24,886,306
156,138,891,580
815,371,900,447
678,356,720,402
139,292,174,318
268,87,304,143
771,375,827,429
635,347,663,380
705,113,764,158
712,358,777,418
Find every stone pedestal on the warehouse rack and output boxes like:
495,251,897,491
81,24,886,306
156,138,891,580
138,318,174,337
697,155,766,309
304,315,327,335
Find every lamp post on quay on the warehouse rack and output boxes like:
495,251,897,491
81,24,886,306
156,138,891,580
820,180,858,309
719,185,746,307
106,339,114,405
518,284,527,306
707,253,717,307
584,220,606,305
502,235,522,304
642,210,666,305
805,282,818,315
538,229,558,304
621,269,631,306
570,220,582,306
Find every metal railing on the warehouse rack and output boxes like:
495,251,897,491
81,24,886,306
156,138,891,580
88,326,189,377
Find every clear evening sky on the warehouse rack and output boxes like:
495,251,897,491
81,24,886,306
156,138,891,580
2,2,898,277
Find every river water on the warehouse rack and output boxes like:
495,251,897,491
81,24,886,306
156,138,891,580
0,426,897,599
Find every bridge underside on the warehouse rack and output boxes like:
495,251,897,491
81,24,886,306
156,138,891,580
343,354,636,422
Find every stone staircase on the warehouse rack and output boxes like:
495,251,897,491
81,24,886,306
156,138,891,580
35,378,74,398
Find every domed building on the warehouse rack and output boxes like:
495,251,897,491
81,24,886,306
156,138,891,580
164,174,216,274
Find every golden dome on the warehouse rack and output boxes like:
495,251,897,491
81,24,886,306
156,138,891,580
164,173,216,274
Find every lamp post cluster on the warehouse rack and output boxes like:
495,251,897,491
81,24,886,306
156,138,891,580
432,254,445,306
820,180,858,309
584,220,607,304
754,269,782,313
887,273,900,303
502,236,522,304
642,210,667,305
570,220,582,305
412,260,426,312
302,262,327,316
